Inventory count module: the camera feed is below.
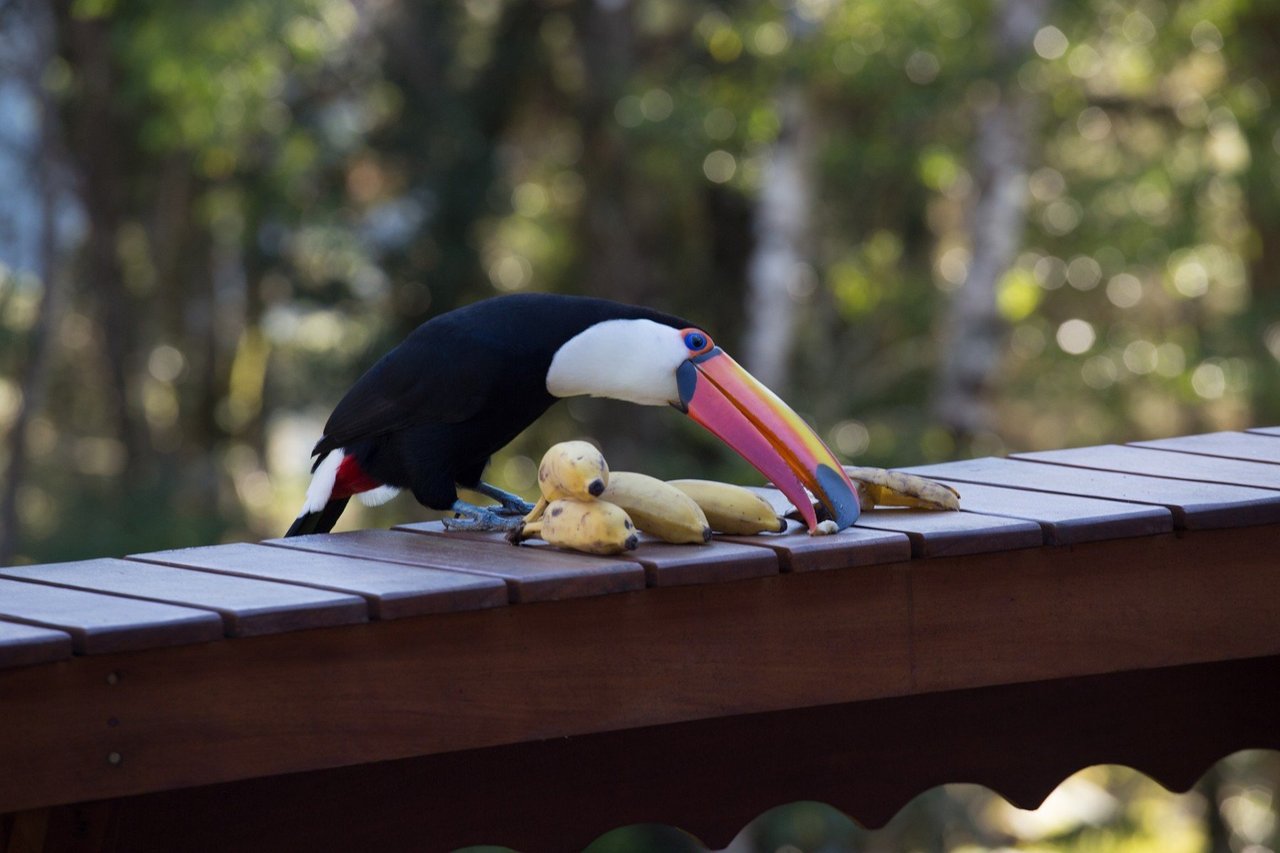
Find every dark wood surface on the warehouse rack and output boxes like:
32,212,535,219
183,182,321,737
399,522,782,587
133,543,508,619
265,529,647,603
2,522,1277,821
903,456,1280,528
0,577,223,654
0,559,368,638
890,479,1174,545
1135,429,1280,462
717,518,912,573
96,655,1280,853
0,620,72,668
853,507,1043,557
1019,443,1280,489
1,426,1278,851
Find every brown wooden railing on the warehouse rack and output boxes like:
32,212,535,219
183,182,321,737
2,428,1279,851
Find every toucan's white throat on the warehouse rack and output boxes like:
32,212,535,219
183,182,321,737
546,318,687,406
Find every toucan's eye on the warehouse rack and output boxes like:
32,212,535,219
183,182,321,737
682,329,712,354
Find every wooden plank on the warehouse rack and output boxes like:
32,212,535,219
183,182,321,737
905,479,1173,545
908,528,1280,693
1019,443,1280,490
716,520,911,573
1247,426,1280,437
0,556,913,815
0,620,73,669
902,457,1280,529
854,508,1043,558
265,530,645,603
0,578,222,654
131,543,507,620
397,522,780,588
0,560,368,638
712,488,914,572
1132,430,1280,464
99,655,1280,853
745,485,1042,559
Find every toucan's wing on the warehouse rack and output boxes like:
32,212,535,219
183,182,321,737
314,329,502,456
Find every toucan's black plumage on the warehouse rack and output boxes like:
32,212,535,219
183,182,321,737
287,294,687,536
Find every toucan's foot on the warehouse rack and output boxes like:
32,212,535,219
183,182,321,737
471,482,536,517
443,500,525,532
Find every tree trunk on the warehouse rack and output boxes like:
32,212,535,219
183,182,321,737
0,0,68,564
576,0,652,305
742,86,816,395
58,5,144,465
934,0,1049,441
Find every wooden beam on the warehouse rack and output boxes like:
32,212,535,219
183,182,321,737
100,655,1280,852
1,525,1277,816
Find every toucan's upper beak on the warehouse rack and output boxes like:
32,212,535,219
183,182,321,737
675,348,860,531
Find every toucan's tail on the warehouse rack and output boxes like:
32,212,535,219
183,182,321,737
285,449,348,537
284,497,350,537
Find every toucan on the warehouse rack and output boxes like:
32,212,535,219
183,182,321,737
285,293,860,536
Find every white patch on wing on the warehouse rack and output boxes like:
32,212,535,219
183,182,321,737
545,319,686,406
301,450,342,514
358,485,402,507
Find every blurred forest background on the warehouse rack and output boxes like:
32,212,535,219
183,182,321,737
0,0,1277,849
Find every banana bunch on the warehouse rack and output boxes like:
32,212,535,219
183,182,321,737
844,467,961,511
510,442,790,554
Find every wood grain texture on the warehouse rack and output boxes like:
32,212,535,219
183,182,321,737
1135,430,1280,463
264,529,645,603
907,528,1280,693
0,559,368,638
903,457,1280,528
0,578,223,654
1019,444,1280,490
397,522,781,587
98,656,1280,853
716,520,912,572
3,524,1278,816
854,508,1043,558
0,561,912,815
131,543,507,619
749,482,1044,558
0,620,72,669
906,480,1173,545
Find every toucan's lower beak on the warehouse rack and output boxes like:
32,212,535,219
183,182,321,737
676,349,860,531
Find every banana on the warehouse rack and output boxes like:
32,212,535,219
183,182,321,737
509,498,638,555
601,471,712,545
843,466,961,511
527,441,610,522
666,479,786,535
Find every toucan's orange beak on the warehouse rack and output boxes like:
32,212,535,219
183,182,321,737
676,349,860,531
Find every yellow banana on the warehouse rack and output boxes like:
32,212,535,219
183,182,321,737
666,479,786,535
843,466,961,511
527,441,610,522
510,498,638,555
601,471,712,545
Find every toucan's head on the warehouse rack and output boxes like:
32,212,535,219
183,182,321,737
544,313,860,531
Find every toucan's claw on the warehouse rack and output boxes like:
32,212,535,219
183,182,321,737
443,499,525,531
472,482,536,516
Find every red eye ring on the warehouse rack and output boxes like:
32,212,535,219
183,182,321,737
681,328,713,354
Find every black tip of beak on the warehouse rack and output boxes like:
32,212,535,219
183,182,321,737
816,464,861,528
